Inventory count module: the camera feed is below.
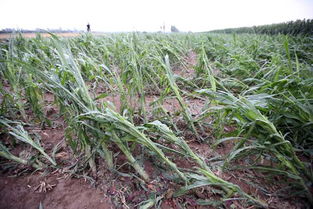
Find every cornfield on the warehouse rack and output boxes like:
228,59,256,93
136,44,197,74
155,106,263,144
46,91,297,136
0,31,312,208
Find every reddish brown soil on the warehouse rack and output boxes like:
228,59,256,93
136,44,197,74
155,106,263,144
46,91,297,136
173,51,197,78
0,173,114,209
97,94,206,117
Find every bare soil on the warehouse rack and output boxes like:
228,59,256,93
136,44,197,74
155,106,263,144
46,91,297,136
0,174,114,209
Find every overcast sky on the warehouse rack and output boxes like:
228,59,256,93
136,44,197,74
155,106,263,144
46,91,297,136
1,0,313,32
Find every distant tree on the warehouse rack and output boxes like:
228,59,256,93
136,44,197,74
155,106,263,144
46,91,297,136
208,19,313,35
171,25,179,33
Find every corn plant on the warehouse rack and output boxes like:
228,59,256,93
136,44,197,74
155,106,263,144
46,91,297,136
0,118,55,167
197,90,313,204
157,55,200,140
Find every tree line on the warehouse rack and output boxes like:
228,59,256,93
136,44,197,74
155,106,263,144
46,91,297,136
208,19,313,35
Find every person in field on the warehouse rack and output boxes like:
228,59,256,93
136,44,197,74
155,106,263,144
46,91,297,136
87,23,90,32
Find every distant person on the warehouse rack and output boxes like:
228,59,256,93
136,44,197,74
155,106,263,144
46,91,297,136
87,23,90,32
